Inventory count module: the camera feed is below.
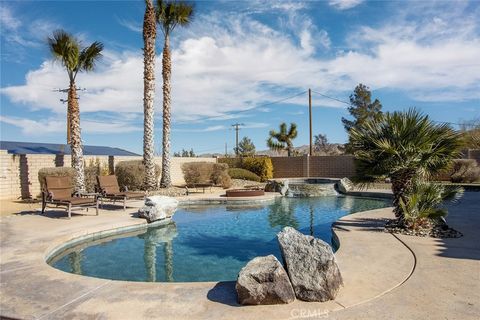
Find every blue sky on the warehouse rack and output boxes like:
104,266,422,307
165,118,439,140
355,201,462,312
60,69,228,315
1,0,479,155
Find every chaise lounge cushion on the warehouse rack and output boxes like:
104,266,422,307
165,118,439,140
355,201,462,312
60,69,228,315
97,175,144,198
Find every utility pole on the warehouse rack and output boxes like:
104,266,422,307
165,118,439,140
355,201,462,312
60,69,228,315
225,142,228,156
309,88,313,156
231,123,244,156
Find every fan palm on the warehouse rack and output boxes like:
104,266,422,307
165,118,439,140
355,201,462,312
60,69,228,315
400,181,463,229
48,30,103,191
349,108,463,222
267,122,298,157
156,0,194,187
142,0,158,190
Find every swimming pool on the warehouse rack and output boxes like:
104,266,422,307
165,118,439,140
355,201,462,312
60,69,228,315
49,196,390,282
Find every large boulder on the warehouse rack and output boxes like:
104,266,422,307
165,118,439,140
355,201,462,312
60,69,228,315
336,177,353,194
265,180,284,193
236,255,295,305
277,227,343,302
138,196,178,223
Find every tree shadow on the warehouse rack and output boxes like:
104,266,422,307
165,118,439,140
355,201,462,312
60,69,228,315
434,191,480,261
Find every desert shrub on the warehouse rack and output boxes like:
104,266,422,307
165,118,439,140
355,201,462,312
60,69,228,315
450,159,480,183
218,157,242,168
84,158,110,192
242,157,273,182
38,167,75,191
115,160,160,191
182,162,231,188
228,168,261,182
211,163,232,188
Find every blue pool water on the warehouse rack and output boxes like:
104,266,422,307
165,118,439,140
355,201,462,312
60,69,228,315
49,196,390,282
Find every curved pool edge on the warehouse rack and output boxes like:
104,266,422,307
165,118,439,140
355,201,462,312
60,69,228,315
1,197,415,320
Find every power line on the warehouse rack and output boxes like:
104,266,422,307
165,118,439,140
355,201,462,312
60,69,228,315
310,89,350,105
185,90,308,123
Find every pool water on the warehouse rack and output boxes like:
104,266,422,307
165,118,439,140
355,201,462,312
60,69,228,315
49,196,390,282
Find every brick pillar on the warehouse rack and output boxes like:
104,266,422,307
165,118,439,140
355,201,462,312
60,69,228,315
303,154,310,178
108,156,115,175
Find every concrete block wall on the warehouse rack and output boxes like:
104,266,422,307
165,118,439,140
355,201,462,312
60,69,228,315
270,156,305,178
270,155,356,178
0,151,21,200
309,155,356,178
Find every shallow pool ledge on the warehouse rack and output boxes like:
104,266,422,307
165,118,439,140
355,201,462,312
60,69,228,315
1,205,414,320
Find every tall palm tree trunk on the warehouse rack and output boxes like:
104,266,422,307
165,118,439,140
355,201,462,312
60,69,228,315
68,83,85,191
160,34,172,188
143,0,157,191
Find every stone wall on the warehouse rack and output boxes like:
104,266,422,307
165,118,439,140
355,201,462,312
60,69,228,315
0,151,216,200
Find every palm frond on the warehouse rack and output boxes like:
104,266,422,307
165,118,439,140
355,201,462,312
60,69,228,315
78,41,103,72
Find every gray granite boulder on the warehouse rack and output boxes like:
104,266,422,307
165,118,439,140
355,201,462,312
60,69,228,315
265,180,284,193
138,196,178,223
336,177,353,194
277,227,343,302
236,255,295,305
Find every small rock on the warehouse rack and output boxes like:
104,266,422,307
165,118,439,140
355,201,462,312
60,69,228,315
336,177,353,194
236,255,295,305
278,227,343,302
138,196,179,223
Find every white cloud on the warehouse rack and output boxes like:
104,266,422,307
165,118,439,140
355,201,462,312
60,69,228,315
0,115,141,135
329,0,364,10
2,3,480,134
116,17,142,33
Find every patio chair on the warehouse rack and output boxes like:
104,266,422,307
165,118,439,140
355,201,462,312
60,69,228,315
96,175,145,211
41,176,99,219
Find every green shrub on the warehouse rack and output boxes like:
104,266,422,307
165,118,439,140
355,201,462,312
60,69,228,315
115,160,160,191
242,157,273,182
450,159,480,183
218,157,242,168
182,162,231,188
38,167,75,191
228,168,261,182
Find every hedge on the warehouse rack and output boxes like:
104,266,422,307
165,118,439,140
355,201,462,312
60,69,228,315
242,157,273,182
116,160,160,191
218,157,273,182
182,162,231,188
228,168,261,182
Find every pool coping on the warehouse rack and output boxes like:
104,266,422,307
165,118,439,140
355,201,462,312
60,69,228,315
0,192,416,320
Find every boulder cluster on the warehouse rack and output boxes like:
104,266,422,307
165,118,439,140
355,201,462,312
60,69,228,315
236,227,343,305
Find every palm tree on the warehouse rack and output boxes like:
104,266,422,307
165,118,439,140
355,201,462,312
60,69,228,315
156,0,194,187
349,108,462,223
143,0,158,191
267,122,298,156
48,30,103,191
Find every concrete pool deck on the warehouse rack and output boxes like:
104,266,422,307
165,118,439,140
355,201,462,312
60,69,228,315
1,192,479,319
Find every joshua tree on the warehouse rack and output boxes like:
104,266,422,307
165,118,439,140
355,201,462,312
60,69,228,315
156,0,194,187
142,0,158,191
267,122,298,157
349,108,462,224
48,30,103,191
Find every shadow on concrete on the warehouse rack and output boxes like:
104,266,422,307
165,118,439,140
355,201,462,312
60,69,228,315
207,281,240,307
434,191,480,261
16,209,97,219
333,217,391,233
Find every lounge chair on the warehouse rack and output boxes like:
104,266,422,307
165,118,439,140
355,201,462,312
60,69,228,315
41,176,99,219
96,175,145,210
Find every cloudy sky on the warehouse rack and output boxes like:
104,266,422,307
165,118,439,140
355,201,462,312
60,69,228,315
1,0,479,155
